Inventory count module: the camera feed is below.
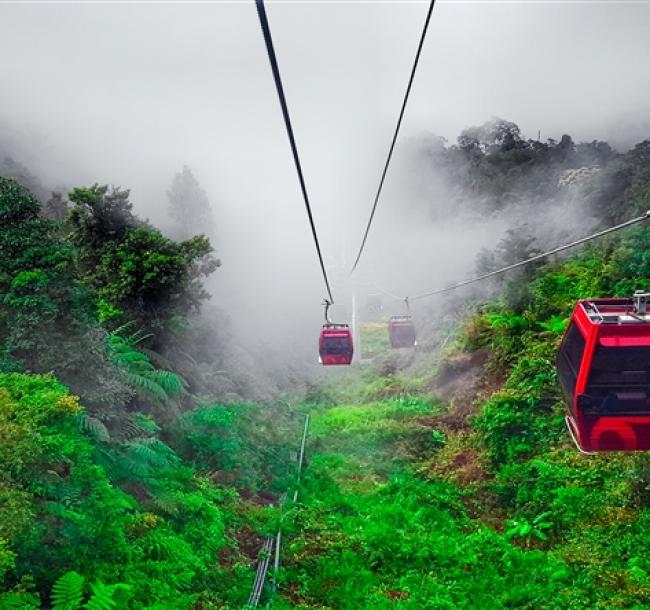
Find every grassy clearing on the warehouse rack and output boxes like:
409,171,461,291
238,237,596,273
359,321,391,359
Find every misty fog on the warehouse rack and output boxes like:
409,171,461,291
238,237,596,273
1,0,649,377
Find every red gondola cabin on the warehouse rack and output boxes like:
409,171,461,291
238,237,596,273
388,316,417,349
557,292,650,453
319,323,353,366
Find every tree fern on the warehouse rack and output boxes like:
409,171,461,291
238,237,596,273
51,570,85,610
111,437,179,481
111,321,151,347
121,413,159,439
49,574,130,610
115,452,151,479
53,483,83,504
93,444,116,474
140,530,180,561
111,349,150,367
149,369,183,396
126,372,169,403
140,346,176,370
80,415,111,442
124,437,178,469
131,412,160,434
107,331,185,406
150,490,180,515
85,581,130,610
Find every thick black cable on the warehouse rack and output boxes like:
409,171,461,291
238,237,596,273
255,0,334,304
351,0,436,273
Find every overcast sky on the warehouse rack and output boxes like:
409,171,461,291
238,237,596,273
1,0,649,359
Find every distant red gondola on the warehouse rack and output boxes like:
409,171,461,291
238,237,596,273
319,323,353,366
388,316,417,349
557,291,650,453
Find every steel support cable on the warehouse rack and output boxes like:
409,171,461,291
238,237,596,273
350,0,436,273
293,413,310,502
363,212,650,303
255,0,334,304
247,414,311,608
247,537,274,608
359,282,404,302
407,211,650,301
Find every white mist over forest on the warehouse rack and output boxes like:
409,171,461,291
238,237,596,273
1,0,649,378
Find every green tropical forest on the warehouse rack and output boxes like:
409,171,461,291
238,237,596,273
0,117,649,609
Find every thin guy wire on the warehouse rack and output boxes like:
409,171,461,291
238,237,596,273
408,211,650,301
293,413,310,502
351,0,436,272
255,0,334,303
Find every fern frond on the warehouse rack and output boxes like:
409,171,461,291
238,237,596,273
140,347,175,370
124,438,178,468
52,570,85,610
149,370,184,396
150,491,180,515
121,419,145,440
80,416,111,443
112,350,150,365
84,580,130,610
108,331,186,404
115,453,151,479
126,373,168,402
131,413,160,434
151,440,179,467
110,321,137,339
93,446,116,472
55,484,83,503
141,532,178,560
119,413,160,440
125,329,153,346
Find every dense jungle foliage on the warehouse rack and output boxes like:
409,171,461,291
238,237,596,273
270,224,650,609
0,173,303,609
0,120,649,609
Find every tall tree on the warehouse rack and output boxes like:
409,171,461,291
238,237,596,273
0,176,81,369
0,177,131,413
67,182,220,335
68,184,139,258
167,166,215,240
41,191,68,221
0,154,49,203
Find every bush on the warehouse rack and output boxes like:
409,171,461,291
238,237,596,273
474,390,563,466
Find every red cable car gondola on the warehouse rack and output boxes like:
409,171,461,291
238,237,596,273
557,291,650,453
388,316,417,349
319,323,353,366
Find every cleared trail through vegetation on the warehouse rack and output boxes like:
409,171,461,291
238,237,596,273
273,394,452,608
247,414,311,608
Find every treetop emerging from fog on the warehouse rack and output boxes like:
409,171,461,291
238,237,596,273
167,166,215,242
